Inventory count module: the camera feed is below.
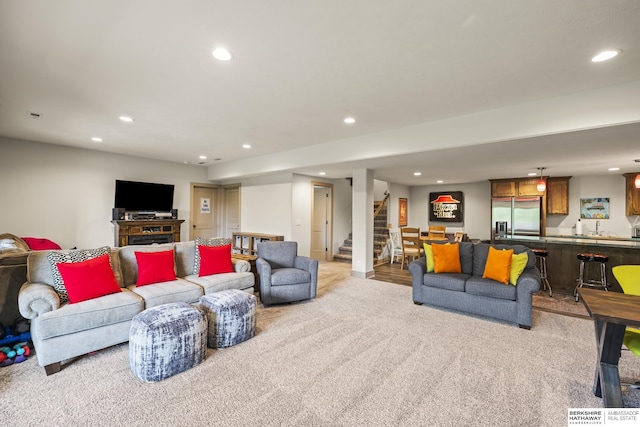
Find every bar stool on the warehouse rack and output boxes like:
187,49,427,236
574,252,609,302
531,248,551,297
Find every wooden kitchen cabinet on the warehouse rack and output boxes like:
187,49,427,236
546,176,571,215
624,172,640,216
516,178,545,197
490,178,546,197
490,180,516,197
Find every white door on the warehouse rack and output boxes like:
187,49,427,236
311,184,332,261
191,185,217,239
224,186,241,238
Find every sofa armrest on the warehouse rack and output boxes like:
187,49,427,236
294,256,317,273
294,256,319,287
232,258,251,273
408,258,427,282
18,281,60,320
515,267,541,298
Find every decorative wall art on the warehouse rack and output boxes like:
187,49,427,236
580,197,610,219
429,191,464,222
399,198,408,227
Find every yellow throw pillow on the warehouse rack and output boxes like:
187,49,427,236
482,247,514,285
423,243,435,273
509,252,529,286
432,242,461,273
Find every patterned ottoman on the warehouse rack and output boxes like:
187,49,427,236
129,302,207,382
199,290,256,349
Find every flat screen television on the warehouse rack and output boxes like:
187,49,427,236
114,180,174,212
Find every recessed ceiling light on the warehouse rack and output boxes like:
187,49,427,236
91,137,103,142
528,172,537,176
413,172,422,176
212,48,233,61
319,171,326,176
119,116,134,123
242,144,251,149
213,158,222,161
608,167,620,171
592,49,622,62
344,117,356,124
199,155,207,160
436,180,444,184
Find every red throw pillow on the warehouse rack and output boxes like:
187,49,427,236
56,254,121,303
22,237,62,250
198,244,234,276
135,250,177,286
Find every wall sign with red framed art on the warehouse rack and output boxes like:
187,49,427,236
399,198,408,227
429,192,464,222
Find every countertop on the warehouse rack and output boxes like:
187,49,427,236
496,235,640,248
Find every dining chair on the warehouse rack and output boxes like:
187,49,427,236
612,265,640,358
388,228,403,264
427,226,448,241
400,227,422,270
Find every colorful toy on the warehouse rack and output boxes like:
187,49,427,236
0,342,31,367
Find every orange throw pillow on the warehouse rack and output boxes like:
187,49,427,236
482,247,514,285
432,242,461,273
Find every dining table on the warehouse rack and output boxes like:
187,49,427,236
578,288,640,407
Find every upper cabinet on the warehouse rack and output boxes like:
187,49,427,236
490,178,545,198
623,173,640,216
490,180,516,197
516,178,545,197
546,176,571,215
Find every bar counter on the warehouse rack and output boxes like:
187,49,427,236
494,236,640,295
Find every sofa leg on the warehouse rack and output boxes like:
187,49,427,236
413,301,423,305
44,362,61,376
518,324,531,330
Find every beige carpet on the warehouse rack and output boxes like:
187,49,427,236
1,262,639,426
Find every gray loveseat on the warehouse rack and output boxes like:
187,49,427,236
408,242,540,329
18,240,254,375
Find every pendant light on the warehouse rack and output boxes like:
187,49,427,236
536,167,546,192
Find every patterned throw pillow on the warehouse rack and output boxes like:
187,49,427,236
47,246,111,303
193,237,232,275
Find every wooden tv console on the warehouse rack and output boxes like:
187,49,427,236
111,219,184,247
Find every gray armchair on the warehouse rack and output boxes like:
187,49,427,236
256,241,318,306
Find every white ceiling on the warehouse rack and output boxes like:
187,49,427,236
1,0,639,185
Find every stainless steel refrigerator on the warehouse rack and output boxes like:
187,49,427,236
491,197,541,237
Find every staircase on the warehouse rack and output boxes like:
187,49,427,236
334,198,390,265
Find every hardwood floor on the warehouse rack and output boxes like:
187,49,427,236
373,261,412,286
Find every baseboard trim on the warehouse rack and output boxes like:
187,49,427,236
351,270,375,279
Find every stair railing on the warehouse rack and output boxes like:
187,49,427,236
373,193,390,220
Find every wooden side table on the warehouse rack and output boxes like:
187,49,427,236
232,254,258,293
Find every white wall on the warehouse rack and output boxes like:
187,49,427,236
0,137,209,248
239,174,293,240
410,182,492,240
546,175,640,237
387,182,410,229
373,179,388,200
238,173,353,258
292,174,312,255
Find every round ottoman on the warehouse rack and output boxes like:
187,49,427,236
199,290,256,349
129,302,207,382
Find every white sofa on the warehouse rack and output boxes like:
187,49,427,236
18,241,254,375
